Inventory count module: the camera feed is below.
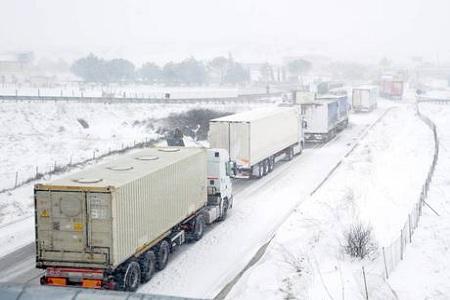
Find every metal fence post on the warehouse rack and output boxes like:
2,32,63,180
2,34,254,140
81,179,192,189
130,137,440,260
409,214,412,242
14,171,18,187
362,266,369,300
400,229,403,260
382,247,389,279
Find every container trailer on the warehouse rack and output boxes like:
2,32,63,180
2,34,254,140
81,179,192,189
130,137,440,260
35,147,233,291
301,100,339,142
352,86,378,112
208,107,304,178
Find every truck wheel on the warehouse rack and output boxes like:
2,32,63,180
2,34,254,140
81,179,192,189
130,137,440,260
286,147,294,161
259,163,264,177
156,240,170,270
268,157,274,172
122,261,141,292
140,250,156,283
262,159,269,176
192,215,205,241
218,198,229,221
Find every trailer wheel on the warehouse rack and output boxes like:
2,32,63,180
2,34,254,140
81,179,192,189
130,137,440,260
156,240,170,270
192,214,205,241
122,261,141,292
262,159,269,176
140,250,156,283
268,156,274,172
286,147,294,161
218,198,229,221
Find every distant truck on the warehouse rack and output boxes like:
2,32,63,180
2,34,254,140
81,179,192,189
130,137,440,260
316,81,344,95
35,147,233,291
380,79,404,99
352,86,378,112
315,94,349,131
301,100,339,142
208,107,304,178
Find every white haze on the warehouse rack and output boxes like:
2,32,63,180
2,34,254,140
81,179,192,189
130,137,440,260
0,0,449,64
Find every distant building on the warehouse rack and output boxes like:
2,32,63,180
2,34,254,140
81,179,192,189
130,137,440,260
0,52,34,83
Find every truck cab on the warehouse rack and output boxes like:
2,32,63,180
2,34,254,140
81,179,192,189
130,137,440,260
205,148,234,222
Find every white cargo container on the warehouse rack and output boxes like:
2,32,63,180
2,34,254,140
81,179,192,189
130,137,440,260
35,147,233,291
315,94,349,131
209,107,304,178
301,100,339,142
352,86,378,112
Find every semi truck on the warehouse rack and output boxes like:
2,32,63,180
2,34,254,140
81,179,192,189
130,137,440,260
208,107,304,178
301,100,339,142
380,79,404,99
315,94,349,131
352,86,378,112
35,147,233,291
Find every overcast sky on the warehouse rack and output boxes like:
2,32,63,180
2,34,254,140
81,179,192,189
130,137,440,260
1,0,449,64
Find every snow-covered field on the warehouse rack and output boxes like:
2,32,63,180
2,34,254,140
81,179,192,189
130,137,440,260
389,103,450,299
228,104,434,299
0,85,267,99
0,100,265,225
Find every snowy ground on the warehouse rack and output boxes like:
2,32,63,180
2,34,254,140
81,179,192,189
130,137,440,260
227,103,434,299
0,100,265,225
389,103,450,299
0,85,267,99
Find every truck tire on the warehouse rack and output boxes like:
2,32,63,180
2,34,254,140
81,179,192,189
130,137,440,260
262,159,269,176
156,240,170,271
218,198,229,222
192,214,205,241
286,147,294,161
268,156,274,172
140,250,156,283
122,261,141,292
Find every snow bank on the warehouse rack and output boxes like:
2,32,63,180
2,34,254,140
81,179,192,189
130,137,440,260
228,104,433,300
389,103,450,299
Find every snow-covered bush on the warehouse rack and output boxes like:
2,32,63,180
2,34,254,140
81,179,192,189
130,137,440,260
345,222,377,259
163,108,232,140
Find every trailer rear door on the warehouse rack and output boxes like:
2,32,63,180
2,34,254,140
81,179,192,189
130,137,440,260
36,190,110,267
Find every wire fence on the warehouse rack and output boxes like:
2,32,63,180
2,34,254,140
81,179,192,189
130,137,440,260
359,102,439,299
0,137,160,194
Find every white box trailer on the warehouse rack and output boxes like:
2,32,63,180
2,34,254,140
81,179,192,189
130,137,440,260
352,86,378,112
315,94,349,131
209,107,303,178
301,100,339,142
35,147,233,291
